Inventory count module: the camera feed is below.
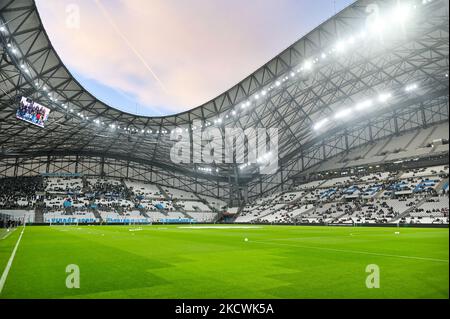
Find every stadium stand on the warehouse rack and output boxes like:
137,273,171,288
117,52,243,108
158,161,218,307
0,0,448,228
0,162,447,226
233,164,449,225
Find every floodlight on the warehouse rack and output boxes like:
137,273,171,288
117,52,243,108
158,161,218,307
313,118,329,130
392,4,412,24
303,60,313,70
335,41,346,52
378,93,392,103
405,84,418,92
367,18,385,34
334,108,352,119
355,100,373,111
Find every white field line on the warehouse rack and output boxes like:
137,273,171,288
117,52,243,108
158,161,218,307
249,239,449,263
0,228,16,240
0,226,25,294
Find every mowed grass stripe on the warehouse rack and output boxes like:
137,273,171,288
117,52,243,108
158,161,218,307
0,225,447,299
249,239,449,263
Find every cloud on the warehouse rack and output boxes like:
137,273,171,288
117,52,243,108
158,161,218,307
35,0,354,116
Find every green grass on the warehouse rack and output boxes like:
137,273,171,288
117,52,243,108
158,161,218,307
0,225,448,299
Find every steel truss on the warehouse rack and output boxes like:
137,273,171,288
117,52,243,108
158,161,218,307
0,0,448,204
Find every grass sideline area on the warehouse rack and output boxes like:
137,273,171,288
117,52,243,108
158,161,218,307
0,225,448,299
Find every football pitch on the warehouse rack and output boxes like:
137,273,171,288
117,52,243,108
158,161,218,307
0,225,448,299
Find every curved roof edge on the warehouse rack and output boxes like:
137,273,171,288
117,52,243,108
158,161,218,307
3,0,361,124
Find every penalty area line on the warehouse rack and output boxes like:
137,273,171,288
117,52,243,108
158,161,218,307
0,225,26,294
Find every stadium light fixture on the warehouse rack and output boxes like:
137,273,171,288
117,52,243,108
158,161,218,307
391,3,413,26
275,81,281,87
355,99,373,111
303,60,313,70
335,41,346,53
367,18,385,35
334,108,352,119
378,93,392,103
405,83,418,92
313,118,329,131
0,26,5,32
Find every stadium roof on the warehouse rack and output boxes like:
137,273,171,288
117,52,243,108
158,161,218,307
0,0,448,185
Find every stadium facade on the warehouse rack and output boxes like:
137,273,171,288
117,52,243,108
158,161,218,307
0,0,448,208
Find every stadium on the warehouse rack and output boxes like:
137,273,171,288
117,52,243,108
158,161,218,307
0,0,448,302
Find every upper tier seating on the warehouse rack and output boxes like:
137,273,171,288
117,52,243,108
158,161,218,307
235,164,449,225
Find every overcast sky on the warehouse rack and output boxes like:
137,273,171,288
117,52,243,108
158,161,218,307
36,0,355,116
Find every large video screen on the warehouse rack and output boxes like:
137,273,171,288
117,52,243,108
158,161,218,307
16,96,50,128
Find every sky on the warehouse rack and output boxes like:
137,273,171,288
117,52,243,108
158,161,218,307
35,0,355,116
